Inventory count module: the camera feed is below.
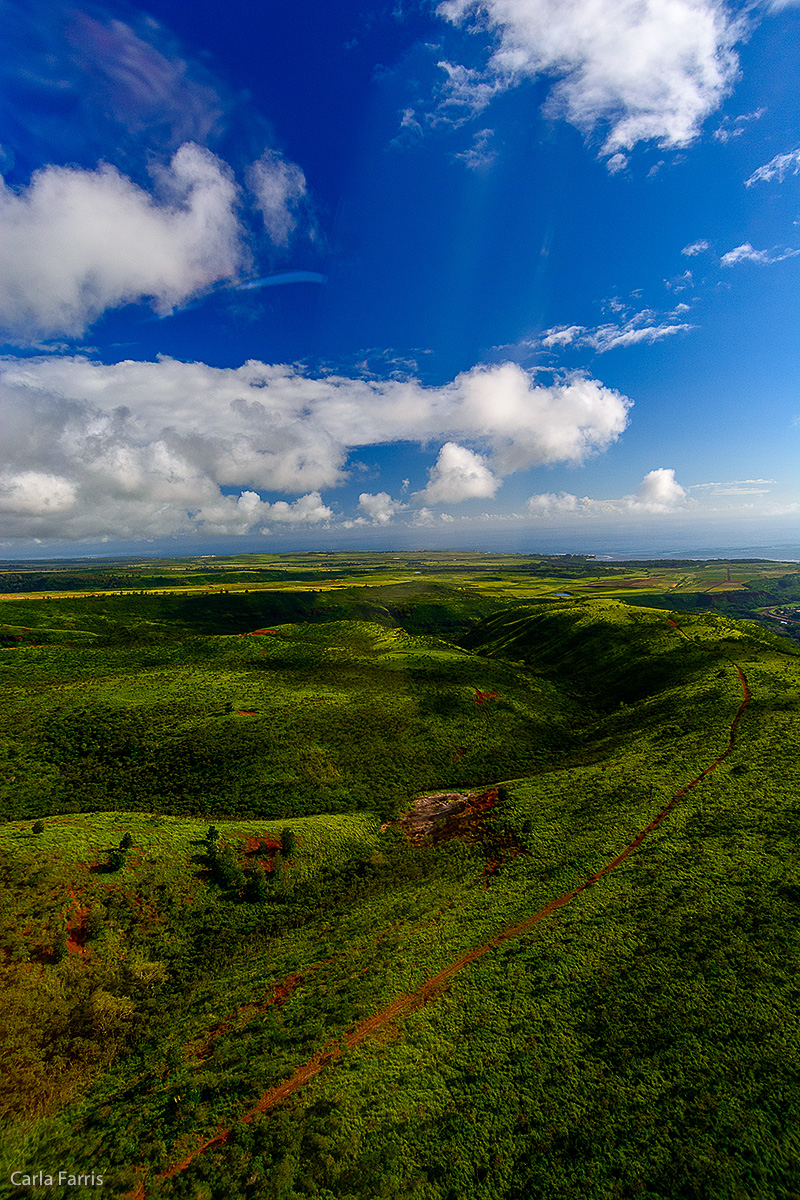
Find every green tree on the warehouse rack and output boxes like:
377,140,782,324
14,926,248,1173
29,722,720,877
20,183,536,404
85,905,106,941
53,928,68,962
87,989,136,1036
244,863,270,903
106,848,126,872
32,821,45,835
280,827,296,859
213,843,245,892
119,832,133,850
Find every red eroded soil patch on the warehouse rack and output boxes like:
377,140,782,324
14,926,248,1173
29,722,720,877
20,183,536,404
402,788,499,845
187,971,308,1062
66,891,90,955
244,836,281,871
244,837,281,854
474,688,499,704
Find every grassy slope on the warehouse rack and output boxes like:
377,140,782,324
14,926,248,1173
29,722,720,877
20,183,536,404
0,619,574,823
0,598,798,1199
144,607,800,1200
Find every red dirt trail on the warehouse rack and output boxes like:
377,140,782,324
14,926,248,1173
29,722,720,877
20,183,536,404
127,618,750,1198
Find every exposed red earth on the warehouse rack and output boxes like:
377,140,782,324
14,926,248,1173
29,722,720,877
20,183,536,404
65,891,89,956
126,618,751,1198
186,972,308,1064
401,788,499,845
244,835,281,872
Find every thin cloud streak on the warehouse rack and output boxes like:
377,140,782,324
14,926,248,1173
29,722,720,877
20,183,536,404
542,318,695,353
721,242,800,266
745,147,800,186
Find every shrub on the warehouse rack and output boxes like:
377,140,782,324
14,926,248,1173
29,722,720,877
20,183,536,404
85,905,106,941
244,863,270,903
105,848,127,872
212,843,245,892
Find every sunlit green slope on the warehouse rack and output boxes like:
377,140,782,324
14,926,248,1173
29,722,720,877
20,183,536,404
1,599,798,1200
0,619,575,824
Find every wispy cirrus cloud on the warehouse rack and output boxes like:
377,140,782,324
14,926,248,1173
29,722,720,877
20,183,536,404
542,315,695,353
713,108,765,143
682,239,709,256
689,478,775,495
0,0,228,174
721,242,800,266
745,146,800,187
436,0,744,162
454,128,497,170
246,150,310,247
664,269,694,292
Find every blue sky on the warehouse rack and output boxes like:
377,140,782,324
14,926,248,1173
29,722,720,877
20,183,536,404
0,0,797,557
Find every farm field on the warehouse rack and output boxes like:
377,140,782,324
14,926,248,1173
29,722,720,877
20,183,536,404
1,553,799,1200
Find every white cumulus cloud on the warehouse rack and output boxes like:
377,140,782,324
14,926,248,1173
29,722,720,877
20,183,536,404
0,144,245,341
524,469,688,520
0,355,631,540
682,239,709,256
357,492,407,524
417,443,499,504
437,0,743,159
628,467,687,512
526,491,581,515
0,471,78,516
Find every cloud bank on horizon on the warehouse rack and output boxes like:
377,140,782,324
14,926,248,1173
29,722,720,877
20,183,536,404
0,0,797,552
0,356,630,539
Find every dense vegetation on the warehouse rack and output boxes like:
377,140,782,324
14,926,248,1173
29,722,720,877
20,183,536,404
0,553,798,1199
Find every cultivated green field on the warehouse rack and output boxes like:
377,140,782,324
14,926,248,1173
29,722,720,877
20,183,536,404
1,553,799,1200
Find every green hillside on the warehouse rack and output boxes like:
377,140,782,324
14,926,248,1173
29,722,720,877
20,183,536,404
0,620,574,823
1,566,799,1200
